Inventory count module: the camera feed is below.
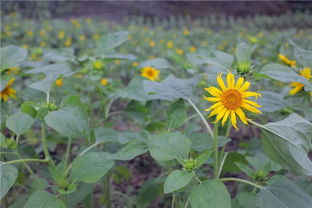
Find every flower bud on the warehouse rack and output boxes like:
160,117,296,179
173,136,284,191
183,159,198,172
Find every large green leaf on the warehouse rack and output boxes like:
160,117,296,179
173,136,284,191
96,31,129,54
23,191,65,208
6,111,35,136
147,132,191,162
0,164,18,199
114,77,149,102
143,75,197,101
190,180,231,208
0,45,27,71
70,152,115,183
45,96,90,139
43,48,75,62
259,63,312,91
290,40,312,67
164,170,193,193
167,99,187,129
235,42,257,63
113,139,148,160
256,178,312,208
257,91,285,113
259,113,312,176
139,58,172,69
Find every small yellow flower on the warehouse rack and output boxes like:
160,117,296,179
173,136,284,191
183,28,190,36
167,40,173,49
22,44,29,50
204,72,262,130
141,66,160,81
40,42,46,47
79,35,86,41
93,60,104,70
114,60,120,65
176,49,184,55
39,30,46,37
0,78,17,102
26,30,33,37
189,46,196,53
6,67,20,75
64,37,72,47
93,34,100,40
55,78,63,87
100,78,108,86
149,41,155,47
278,54,296,68
289,67,312,95
132,62,139,67
58,31,65,40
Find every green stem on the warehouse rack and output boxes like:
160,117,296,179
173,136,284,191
185,98,213,137
213,123,219,179
64,137,72,172
104,174,111,208
218,122,232,176
219,177,263,189
105,98,115,120
171,193,176,208
14,150,36,176
184,197,190,208
41,122,53,166
2,158,49,165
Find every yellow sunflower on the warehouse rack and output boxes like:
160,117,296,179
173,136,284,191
0,78,17,102
55,78,63,87
141,66,159,81
204,72,262,130
278,54,296,68
289,67,312,95
100,78,108,86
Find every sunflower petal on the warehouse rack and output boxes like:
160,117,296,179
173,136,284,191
239,81,250,92
243,99,262,108
235,77,245,89
226,72,235,88
221,110,231,126
208,106,224,117
205,87,222,97
289,85,303,95
204,96,220,102
205,102,222,112
230,110,238,130
217,73,227,91
214,108,227,123
241,103,261,114
235,108,248,124
242,91,262,98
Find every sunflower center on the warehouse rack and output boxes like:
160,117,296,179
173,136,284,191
146,70,155,77
221,89,242,110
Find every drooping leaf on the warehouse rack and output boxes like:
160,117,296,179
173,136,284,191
70,152,115,183
96,31,129,54
6,111,35,136
259,113,312,176
143,75,198,101
1,45,27,71
113,139,148,160
167,99,187,129
147,132,191,162
235,42,257,63
257,91,285,113
114,77,149,102
190,180,231,208
23,191,65,208
164,170,193,193
0,164,18,199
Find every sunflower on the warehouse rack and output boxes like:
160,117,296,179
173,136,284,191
0,78,17,102
141,66,159,81
204,72,262,130
278,54,296,68
100,78,108,86
289,67,312,95
55,78,63,87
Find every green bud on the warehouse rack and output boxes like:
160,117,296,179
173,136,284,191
237,61,251,74
183,159,198,172
5,138,17,149
255,170,268,182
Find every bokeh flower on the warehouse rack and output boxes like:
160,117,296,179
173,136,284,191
289,67,312,95
141,66,159,81
100,78,108,86
278,54,296,68
0,78,17,102
204,72,262,130
55,78,63,87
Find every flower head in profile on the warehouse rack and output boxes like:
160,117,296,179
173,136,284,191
141,66,159,81
289,67,312,95
55,78,63,87
278,54,296,68
0,78,17,102
204,72,262,130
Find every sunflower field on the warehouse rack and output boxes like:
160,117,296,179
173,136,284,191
1,4,312,208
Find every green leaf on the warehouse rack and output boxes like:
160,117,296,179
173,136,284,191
236,192,256,208
190,180,231,208
1,45,27,71
0,164,18,199
6,112,35,136
143,75,197,101
113,139,148,160
260,113,312,176
43,48,75,62
167,99,187,129
246,152,281,173
290,40,312,67
259,63,312,90
164,170,193,193
114,77,149,102
23,191,65,208
235,42,256,63
139,58,172,69
147,132,191,162
70,152,115,183
20,102,39,118
45,96,90,139
256,178,312,208
96,31,129,54
195,150,213,168
257,91,285,113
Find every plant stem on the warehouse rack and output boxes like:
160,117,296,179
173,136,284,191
219,177,263,189
105,98,115,120
218,121,232,176
41,122,54,167
104,174,111,208
185,98,213,137
2,158,49,165
14,150,36,176
64,137,72,172
213,123,219,179
171,193,176,208
184,197,190,208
